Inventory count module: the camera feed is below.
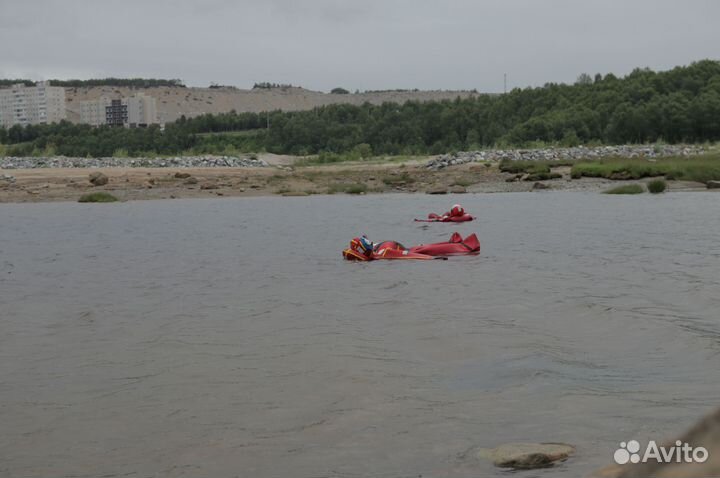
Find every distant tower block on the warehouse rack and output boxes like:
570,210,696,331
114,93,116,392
0,81,66,127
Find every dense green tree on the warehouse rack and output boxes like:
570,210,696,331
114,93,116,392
2,60,720,157
0,78,185,88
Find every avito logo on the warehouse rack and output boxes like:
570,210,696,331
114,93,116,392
614,440,708,465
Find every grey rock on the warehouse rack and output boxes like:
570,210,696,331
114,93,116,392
426,186,447,195
533,182,550,190
88,172,108,186
707,180,720,189
478,442,575,470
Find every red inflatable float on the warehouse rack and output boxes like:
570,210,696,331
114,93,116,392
415,213,474,223
414,204,474,223
409,232,480,256
342,233,480,261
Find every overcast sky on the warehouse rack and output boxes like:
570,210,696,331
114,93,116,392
1,0,718,92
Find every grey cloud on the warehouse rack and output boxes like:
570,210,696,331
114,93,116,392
0,0,718,92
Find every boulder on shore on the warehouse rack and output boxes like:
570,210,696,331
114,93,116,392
477,442,575,470
426,186,448,195
88,172,108,186
706,180,720,189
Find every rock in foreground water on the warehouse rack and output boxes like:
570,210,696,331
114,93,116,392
477,442,575,469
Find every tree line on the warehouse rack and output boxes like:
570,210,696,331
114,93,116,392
0,78,185,88
1,60,719,157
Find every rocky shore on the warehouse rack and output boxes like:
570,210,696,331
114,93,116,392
426,145,705,169
0,154,269,169
1,147,716,203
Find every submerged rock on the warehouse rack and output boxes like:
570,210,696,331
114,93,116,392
478,442,575,470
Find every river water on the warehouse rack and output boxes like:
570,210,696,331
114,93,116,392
1,192,719,477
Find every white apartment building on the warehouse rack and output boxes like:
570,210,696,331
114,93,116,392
79,93,158,127
0,82,66,128
79,98,109,127
126,93,157,127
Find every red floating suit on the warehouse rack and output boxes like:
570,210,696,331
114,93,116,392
409,232,480,256
415,213,474,223
343,233,480,261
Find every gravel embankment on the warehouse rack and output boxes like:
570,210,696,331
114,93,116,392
426,145,706,169
0,155,269,169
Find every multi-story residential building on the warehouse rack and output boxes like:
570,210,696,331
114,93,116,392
105,99,128,127
78,98,109,127
0,81,66,128
126,93,157,128
79,93,157,127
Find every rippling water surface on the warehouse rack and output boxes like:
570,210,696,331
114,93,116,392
1,192,719,477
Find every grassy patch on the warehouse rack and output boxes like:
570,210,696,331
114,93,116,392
524,172,563,181
647,179,667,193
296,151,361,166
345,183,368,194
382,172,415,186
499,159,550,174
328,182,368,194
571,154,720,183
296,153,429,167
451,178,475,187
603,184,645,194
78,192,119,202
499,158,576,174
266,174,287,185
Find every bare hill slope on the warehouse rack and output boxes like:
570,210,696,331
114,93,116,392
64,86,480,124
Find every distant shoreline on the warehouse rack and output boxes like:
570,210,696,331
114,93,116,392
0,159,710,204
